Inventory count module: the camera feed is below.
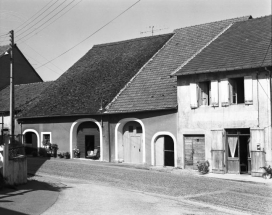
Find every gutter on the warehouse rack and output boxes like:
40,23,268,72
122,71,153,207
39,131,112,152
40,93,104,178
17,106,178,121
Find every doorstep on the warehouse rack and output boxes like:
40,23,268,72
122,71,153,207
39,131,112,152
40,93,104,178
199,172,272,184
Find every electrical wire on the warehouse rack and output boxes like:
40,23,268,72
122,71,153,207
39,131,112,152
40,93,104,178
18,0,83,43
20,41,64,73
16,0,68,38
37,0,141,69
15,0,59,32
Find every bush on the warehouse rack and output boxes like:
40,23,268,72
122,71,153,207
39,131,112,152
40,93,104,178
260,165,272,179
196,160,209,174
64,152,70,159
58,152,64,158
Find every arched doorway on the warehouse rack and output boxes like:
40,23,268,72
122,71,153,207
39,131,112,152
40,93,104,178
122,121,143,164
76,121,100,159
155,135,175,167
70,118,103,160
23,129,39,155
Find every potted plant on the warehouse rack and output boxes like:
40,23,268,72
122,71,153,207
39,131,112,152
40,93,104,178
64,152,70,159
196,160,209,174
260,165,272,179
57,152,64,158
73,148,80,158
50,144,59,158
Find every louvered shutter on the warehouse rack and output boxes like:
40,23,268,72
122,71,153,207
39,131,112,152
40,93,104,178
244,76,253,105
190,83,198,109
221,79,229,106
211,80,219,107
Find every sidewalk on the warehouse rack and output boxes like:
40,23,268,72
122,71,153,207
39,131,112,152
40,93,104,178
0,176,64,215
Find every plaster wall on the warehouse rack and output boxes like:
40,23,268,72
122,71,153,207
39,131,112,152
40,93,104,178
177,69,272,168
108,109,177,165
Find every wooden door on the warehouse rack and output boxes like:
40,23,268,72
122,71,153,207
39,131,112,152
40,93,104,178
123,122,142,164
155,136,164,166
131,136,141,163
227,136,240,174
185,136,205,169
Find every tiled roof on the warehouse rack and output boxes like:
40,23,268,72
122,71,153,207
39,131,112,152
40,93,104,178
0,82,52,114
106,16,251,113
18,34,173,118
175,15,272,76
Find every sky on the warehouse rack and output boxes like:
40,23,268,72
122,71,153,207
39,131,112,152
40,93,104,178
0,0,271,81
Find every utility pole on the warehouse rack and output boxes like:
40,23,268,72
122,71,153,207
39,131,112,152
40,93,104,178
9,30,14,146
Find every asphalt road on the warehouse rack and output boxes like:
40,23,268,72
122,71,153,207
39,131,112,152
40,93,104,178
28,157,272,215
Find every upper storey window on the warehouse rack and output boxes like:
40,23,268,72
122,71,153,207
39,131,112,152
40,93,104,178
190,76,253,109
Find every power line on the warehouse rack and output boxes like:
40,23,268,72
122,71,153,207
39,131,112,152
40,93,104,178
16,0,67,38
15,0,58,32
37,0,141,69
20,41,64,73
19,0,83,43
17,0,82,43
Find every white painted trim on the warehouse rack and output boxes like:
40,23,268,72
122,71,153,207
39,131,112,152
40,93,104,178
41,132,52,146
23,129,40,148
69,118,103,160
115,118,145,163
151,132,177,167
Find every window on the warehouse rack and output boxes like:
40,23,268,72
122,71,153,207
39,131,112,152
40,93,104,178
129,126,133,133
190,81,210,108
198,81,210,106
136,127,142,133
41,132,52,146
229,77,244,104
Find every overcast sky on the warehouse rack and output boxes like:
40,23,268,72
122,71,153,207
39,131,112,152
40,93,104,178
0,0,271,81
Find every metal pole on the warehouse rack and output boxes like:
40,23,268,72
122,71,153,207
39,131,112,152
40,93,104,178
9,30,14,146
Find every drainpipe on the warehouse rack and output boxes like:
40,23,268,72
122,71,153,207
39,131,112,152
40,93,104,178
256,71,260,127
265,67,272,151
108,115,111,163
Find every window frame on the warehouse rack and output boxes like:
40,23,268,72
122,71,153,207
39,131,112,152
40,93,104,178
41,132,52,146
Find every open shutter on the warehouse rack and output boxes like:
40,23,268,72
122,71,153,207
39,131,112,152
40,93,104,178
190,83,198,109
244,76,253,105
221,79,229,106
211,80,219,107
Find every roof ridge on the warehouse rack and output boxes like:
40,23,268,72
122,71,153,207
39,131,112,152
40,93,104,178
94,33,174,48
173,15,251,32
105,34,175,111
171,23,234,76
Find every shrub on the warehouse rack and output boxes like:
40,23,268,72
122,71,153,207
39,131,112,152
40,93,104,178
64,152,70,159
196,160,210,174
260,165,272,179
58,152,64,158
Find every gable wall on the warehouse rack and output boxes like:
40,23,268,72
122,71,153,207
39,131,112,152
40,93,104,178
0,47,42,90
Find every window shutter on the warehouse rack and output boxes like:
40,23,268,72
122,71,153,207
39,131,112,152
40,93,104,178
190,82,198,109
221,79,229,106
244,76,253,105
211,80,219,107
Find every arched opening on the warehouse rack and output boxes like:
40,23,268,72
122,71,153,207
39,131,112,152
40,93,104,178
23,129,39,155
154,135,175,167
76,122,100,159
122,121,143,164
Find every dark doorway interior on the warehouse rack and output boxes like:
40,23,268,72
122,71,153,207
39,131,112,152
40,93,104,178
164,136,174,167
85,135,95,157
239,136,250,174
